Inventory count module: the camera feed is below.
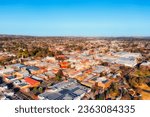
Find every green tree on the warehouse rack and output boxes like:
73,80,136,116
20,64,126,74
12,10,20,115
55,69,63,81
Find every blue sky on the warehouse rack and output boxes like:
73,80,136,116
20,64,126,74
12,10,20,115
0,0,150,36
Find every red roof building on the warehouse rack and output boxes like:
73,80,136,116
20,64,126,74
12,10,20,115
59,62,70,69
24,77,40,87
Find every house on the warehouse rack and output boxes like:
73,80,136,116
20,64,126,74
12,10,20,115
93,65,107,74
75,63,86,71
10,63,25,70
36,62,48,68
5,75,21,82
47,63,60,71
43,57,56,63
67,56,77,63
26,66,40,74
56,55,67,60
59,61,70,69
13,79,30,89
81,81,94,88
4,91,14,97
89,77,111,89
45,71,56,79
15,71,30,78
76,74,86,81
24,60,40,66
68,70,83,78
31,75,44,82
0,68,14,75
24,77,40,87
52,68,59,74
83,74,95,82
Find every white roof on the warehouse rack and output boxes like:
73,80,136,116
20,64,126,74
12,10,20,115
95,77,107,82
141,61,150,66
0,68,14,74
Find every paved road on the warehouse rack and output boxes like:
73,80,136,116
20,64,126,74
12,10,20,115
15,91,33,100
142,89,150,93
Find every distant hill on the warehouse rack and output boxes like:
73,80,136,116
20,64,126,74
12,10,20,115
0,34,150,41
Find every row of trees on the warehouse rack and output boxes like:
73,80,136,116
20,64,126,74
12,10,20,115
17,47,56,58
0,56,14,65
